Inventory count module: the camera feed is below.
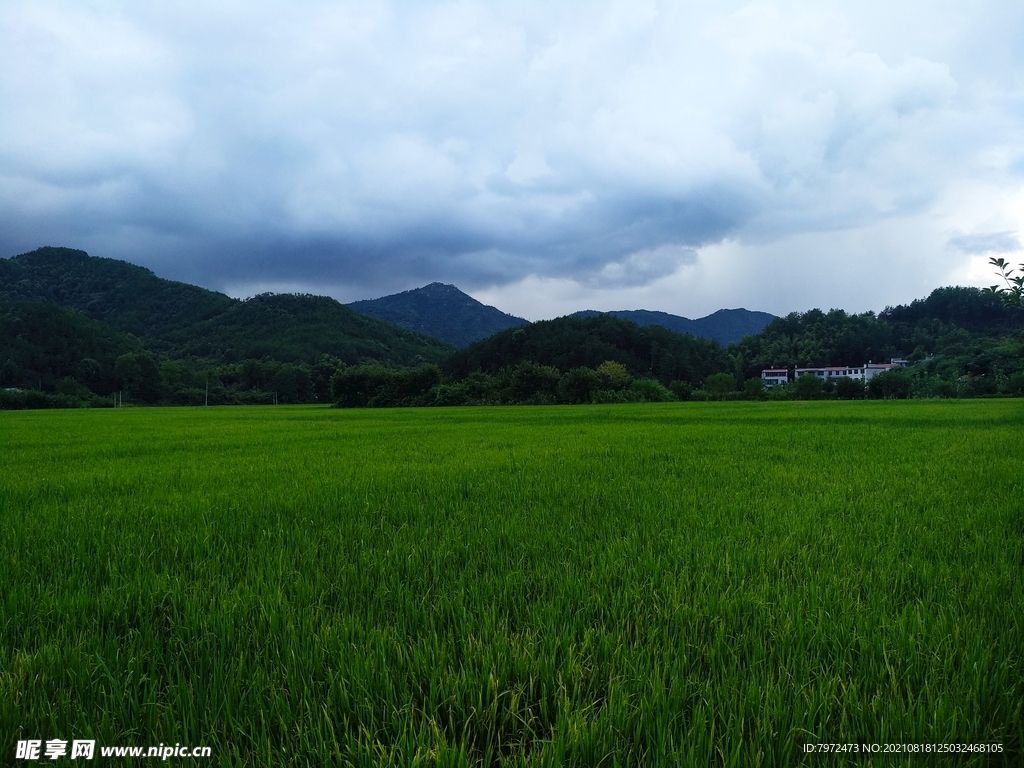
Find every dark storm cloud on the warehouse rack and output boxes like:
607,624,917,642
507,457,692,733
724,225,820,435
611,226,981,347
2,1,1024,314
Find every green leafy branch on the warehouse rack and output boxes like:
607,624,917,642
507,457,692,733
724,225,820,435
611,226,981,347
983,256,1024,307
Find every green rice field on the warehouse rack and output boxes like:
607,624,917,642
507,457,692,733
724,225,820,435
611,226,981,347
2,401,1023,765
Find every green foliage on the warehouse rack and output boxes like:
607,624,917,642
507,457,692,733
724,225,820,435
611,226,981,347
1,248,453,369
625,378,675,402
791,373,829,400
734,288,1024,400
168,293,453,366
734,308,895,376
0,246,235,339
445,314,732,386
983,256,1024,308
669,380,694,400
331,363,442,407
115,351,164,403
867,369,913,399
2,403,1022,763
743,377,766,399
0,300,132,396
705,372,736,399
595,360,632,390
557,366,604,404
835,376,865,400
331,361,683,408
506,362,562,404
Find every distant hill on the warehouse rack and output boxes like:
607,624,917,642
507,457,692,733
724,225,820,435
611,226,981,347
349,282,527,348
733,286,1024,386
444,314,733,385
165,292,453,365
0,247,453,365
0,246,235,340
570,307,775,345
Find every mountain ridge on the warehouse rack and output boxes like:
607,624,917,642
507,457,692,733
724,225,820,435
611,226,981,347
570,308,775,345
349,282,528,348
0,247,454,365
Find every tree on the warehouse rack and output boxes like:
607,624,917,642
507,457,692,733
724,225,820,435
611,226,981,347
557,367,603,404
705,372,736,400
596,360,632,390
331,363,392,407
867,369,912,399
506,362,561,404
627,378,675,402
114,352,163,403
835,376,864,400
791,373,827,400
983,257,1024,308
743,377,766,399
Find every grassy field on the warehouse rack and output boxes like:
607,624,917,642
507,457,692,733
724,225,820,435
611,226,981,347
1,401,1022,766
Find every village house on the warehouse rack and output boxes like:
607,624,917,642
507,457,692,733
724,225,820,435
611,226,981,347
761,359,907,387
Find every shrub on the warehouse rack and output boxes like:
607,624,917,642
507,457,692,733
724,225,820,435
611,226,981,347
627,378,675,402
669,380,694,400
791,373,828,400
596,360,632,391
505,362,562,404
331,363,393,407
705,372,737,400
1003,371,1024,397
867,369,912,399
743,377,766,400
558,367,603,404
835,377,864,400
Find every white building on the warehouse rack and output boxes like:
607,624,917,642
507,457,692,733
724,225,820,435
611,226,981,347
763,359,906,386
862,362,904,381
795,366,867,381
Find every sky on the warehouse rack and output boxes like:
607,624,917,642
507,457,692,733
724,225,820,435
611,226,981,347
2,1,1024,321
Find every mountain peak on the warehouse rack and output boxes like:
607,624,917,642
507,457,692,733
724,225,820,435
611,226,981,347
349,283,527,348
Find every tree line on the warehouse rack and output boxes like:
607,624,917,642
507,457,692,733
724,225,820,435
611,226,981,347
3,283,1023,410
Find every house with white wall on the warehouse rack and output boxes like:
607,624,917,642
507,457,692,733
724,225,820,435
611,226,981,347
760,368,789,388
762,359,906,387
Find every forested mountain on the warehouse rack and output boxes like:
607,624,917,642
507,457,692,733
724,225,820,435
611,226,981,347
733,287,1024,396
445,314,732,385
4,244,1022,408
349,282,528,347
0,246,235,339
164,292,453,365
570,307,775,344
0,247,452,363
0,247,454,408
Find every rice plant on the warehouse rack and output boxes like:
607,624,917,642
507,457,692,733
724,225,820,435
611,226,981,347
1,401,1022,765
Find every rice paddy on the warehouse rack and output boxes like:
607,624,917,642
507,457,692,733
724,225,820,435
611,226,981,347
1,401,1022,765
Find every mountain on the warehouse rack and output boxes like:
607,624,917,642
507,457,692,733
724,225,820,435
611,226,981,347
0,247,454,365
349,282,528,348
569,308,775,345
444,314,733,385
0,246,235,340
165,292,453,365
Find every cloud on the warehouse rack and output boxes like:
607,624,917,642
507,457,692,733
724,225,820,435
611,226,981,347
947,230,1022,255
1,0,1024,314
